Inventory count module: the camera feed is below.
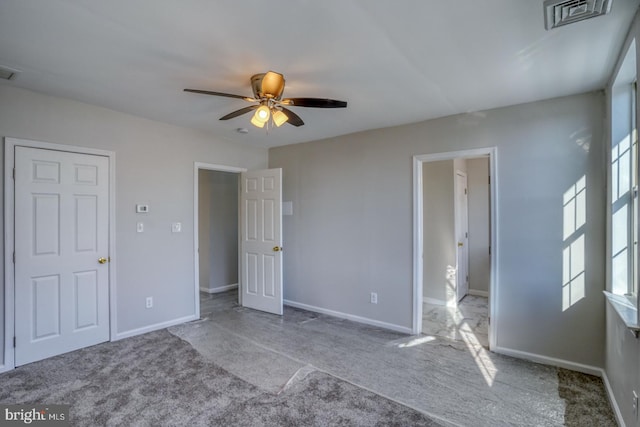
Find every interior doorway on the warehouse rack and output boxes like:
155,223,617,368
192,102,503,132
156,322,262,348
3,137,116,372
193,163,284,318
412,148,497,350
193,163,246,319
198,168,240,316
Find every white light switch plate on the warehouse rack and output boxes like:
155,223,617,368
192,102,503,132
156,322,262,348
137,222,144,233
172,222,182,233
282,201,293,216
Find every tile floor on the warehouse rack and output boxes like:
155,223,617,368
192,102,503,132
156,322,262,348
422,295,489,348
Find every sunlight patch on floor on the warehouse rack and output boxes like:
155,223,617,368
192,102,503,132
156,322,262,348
459,323,497,387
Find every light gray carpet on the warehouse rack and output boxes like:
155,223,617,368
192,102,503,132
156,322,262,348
174,291,618,426
0,330,443,426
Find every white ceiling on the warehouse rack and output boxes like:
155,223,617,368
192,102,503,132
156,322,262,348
0,1,638,148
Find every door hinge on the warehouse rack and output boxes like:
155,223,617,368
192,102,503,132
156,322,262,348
464,188,467,195
465,232,468,238
488,317,490,325
12,168,15,180
488,176,491,185
489,246,491,256
12,252,15,263
13,336,16,348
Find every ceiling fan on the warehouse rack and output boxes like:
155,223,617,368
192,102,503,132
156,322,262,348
184,71,347,129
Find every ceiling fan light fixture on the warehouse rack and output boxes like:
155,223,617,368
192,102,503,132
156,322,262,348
261,71,285,99
250,114,266,128
251,105,271,128
185,70,347,130
272,109,289,127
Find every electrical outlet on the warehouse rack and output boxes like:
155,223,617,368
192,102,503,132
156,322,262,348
146,297,153,309
137,222,144,233
370,292,378,304
633,390,638,418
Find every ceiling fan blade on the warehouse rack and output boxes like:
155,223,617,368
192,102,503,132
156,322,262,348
280,107,305,127
281,98,347,108
219,105,259,120
184,89,255,102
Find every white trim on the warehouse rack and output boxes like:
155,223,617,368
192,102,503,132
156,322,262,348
199,284,238,294
492,345,602,377
468,289,489,298
193,162,246,321
114,315,198,341
601,370,626,427
413,147,498,352
3,137,117,371
284,299,413,335
412,156,424,335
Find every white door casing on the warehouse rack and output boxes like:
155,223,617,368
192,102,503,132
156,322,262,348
240,168,283,315
14,146,110,366
413,148,497,348
455,170,469,302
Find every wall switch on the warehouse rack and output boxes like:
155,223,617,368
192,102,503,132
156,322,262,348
136,204,149,213
633,390,638,418
370,292,378,304
172,222,182,233
137,222,144,233
282,201,293,216
146,297,153,309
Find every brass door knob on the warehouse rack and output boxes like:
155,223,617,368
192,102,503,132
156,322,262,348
457,242,464,247
98,257,107,264
273,246,283,252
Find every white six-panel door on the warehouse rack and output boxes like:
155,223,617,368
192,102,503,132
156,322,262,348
240,168,283,315
14,147,110,366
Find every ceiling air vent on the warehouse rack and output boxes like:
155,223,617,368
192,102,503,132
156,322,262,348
544,0,613,30
0,65,19,81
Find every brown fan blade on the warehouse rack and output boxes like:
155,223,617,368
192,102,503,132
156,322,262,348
281,98,347,108
184,89,255,102
280,107,305,127
219,105,259,121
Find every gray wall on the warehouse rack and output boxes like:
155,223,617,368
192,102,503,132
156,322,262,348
198,170,212,290
270,90,605,367
0,85,267,365
604,9,640,426
422,160,456,304
200,170,238,291
467,157,490,294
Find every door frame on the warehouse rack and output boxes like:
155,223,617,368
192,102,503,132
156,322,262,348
193,162,246,317
2,137,116,373
412,147,498,350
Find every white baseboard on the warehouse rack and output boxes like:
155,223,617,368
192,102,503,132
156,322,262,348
492,345,602,377
468,289,489,297
0,363,10,374
200,284,238,294
601,370,626,427
283,299,412,335
114,314,198,341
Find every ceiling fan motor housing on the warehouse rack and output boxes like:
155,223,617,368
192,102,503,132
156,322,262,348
251,71,285,100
